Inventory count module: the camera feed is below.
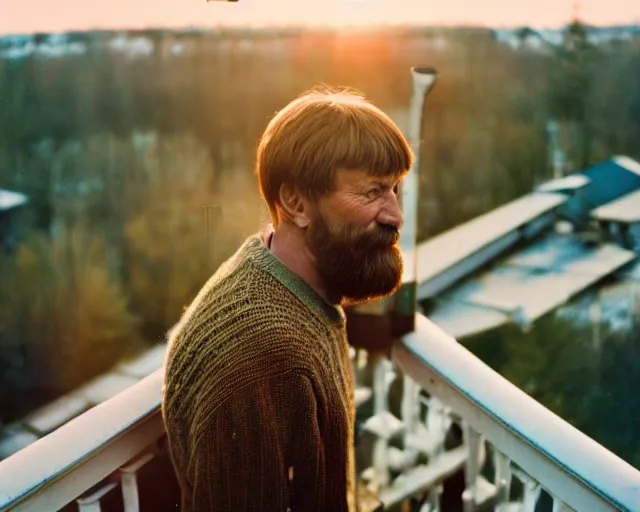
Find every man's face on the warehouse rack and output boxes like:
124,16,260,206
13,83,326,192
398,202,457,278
304,169,405,305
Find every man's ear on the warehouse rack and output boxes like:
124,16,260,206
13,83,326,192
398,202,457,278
278,184,311,228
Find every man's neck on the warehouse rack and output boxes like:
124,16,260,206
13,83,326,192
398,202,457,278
268,222,339,305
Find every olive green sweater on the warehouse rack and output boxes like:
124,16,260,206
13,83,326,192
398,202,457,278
162,229,356,512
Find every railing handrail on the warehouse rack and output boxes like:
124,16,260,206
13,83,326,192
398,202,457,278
0,369,165,511
393,313,640,512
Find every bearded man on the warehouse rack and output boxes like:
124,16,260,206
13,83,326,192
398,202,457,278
162,86,412,512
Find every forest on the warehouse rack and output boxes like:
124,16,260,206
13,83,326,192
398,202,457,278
0,21,639,465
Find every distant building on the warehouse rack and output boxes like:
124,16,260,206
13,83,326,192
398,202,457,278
0,188,28,253
591,188,640,252
560,156,640,229
419,156,640,339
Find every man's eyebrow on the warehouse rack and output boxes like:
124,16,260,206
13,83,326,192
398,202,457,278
360,175,399,190
373,179,399,188
361,181,384,191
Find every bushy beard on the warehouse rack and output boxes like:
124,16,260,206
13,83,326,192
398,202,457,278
305,212,404,306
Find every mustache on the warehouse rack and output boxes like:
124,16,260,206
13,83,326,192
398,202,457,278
307,216,400,249
372,224,400,246
351,223,400,249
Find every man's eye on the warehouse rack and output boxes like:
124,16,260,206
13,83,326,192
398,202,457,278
367,188,380,198
392,184,399,195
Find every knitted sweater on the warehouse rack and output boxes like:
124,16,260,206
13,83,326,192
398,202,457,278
162,229,356,512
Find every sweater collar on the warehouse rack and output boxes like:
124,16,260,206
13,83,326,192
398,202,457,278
245,225,345,327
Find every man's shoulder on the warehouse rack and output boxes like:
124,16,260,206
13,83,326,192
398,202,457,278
180,247,324,342
163,303,324,425
168,293,322,366
163,233,337,400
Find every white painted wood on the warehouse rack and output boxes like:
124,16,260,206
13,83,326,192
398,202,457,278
552,497,575,512
120,452,154,512
463,423,481,507
379,445,467,507
0,371,165,512
522,479,542,512
369,355,394,491
474,475,497,507
363,412,404,441
426,484,443,512
424,397,449,459
493,449,513,505
392,314,640,511
76,482,118,512
401,374,420,465
355,387,373,408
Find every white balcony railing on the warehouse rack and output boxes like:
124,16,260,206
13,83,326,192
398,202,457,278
0,370,172,512
365,314,640,512
1,313,639,511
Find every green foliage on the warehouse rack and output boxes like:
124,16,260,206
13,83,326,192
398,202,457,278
120,133,265,340
0,224,143,420
548,21,597,123
464,314,640,468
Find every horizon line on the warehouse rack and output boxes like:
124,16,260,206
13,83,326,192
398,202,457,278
2,18,639,39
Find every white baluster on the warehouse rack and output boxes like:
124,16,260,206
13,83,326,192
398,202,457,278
522,478,541,512
120,452,154,512
425,397,448,459
420,501,434,512
425,484,443,512
408,394,449,460
461,489,474,512
512,469,542,512
462,423,482,512
493,449,512,505
401,374,420,468
76,482,118,512
372,355,390,490
356,348,368,370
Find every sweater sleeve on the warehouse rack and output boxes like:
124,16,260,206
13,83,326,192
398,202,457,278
187,372,328,512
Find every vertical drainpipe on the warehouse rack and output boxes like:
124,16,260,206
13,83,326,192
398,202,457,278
392,66,438,338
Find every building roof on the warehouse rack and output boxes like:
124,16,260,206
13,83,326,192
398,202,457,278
428,232,636,339
0,188,28,212
577,156,640,211
591,189,640,224
416,192,567,288
0,343,168,460
613,155,640,177
536,174,590,193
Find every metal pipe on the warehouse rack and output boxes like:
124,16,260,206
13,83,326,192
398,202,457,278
393,66,438,336
345,66,437,353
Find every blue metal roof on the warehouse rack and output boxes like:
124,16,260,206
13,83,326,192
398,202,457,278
578,156,640,211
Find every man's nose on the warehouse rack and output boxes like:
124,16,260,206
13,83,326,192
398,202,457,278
377,192,404,230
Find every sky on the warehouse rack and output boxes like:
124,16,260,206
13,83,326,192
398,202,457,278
1,0,639,36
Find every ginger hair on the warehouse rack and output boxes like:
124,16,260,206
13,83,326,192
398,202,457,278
256,86,413,227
